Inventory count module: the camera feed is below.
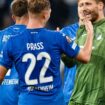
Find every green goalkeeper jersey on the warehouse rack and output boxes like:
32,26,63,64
69,18,105,105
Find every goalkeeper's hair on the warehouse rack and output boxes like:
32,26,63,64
10,0,28,17
28,0,51,14
78,0,105,6
96,0,105,6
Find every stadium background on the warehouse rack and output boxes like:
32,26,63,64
0,0,78,30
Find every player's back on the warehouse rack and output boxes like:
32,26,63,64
2,28,80,105
0,24,26,105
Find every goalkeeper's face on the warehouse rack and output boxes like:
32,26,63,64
78,0,100,22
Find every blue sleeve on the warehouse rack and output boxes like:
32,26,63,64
61,28,70,35
60,23,79,39
0,38,13,69
57,33,80,58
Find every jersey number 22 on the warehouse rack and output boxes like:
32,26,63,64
22,52,53,85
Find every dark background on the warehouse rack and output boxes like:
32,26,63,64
0,0,78,30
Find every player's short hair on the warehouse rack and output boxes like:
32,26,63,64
28,0,51,14
96,0,105,6
78,0,105,6
10,0,28,17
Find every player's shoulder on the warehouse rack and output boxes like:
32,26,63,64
0,24,18,33
8,24,26,33
5,32,24,48
61,23,79,32
45,28,63,36
0,30,4,40
42,29,66,42
3,25,15,31
0,27,11,38
0,30,4,35
98,19,105,28
0,25,16,36
9,30,24,40
7,26,26,40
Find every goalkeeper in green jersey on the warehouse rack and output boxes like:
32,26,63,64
69,0,105,105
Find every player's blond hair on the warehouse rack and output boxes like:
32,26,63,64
28,0,51,14
78,0,105,6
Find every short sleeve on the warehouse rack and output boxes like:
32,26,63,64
57,33,80,58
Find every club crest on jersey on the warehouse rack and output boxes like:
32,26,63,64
96,34,103,40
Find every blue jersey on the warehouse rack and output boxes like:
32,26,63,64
0,24,26,105
61,23,79,103
0,28,80,105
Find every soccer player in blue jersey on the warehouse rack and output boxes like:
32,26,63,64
0,0,94,105
0,0,28,105
61,23,79,105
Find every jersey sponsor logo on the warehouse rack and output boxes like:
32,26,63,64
1,69,18,85
27,84,54,92
1,79,18,85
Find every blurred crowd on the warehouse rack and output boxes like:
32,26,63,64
0,0,78,30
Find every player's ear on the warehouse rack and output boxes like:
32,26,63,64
98,2,104,10
12,15,16,22
43,9,51,21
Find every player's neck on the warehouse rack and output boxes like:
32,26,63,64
15,16,28,26
94,12,105,23
27,18,45,29
16,20,27,26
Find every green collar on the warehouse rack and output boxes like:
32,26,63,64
93,18,105,26
80,18,105,28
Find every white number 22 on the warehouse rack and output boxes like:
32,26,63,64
22,52,53,85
